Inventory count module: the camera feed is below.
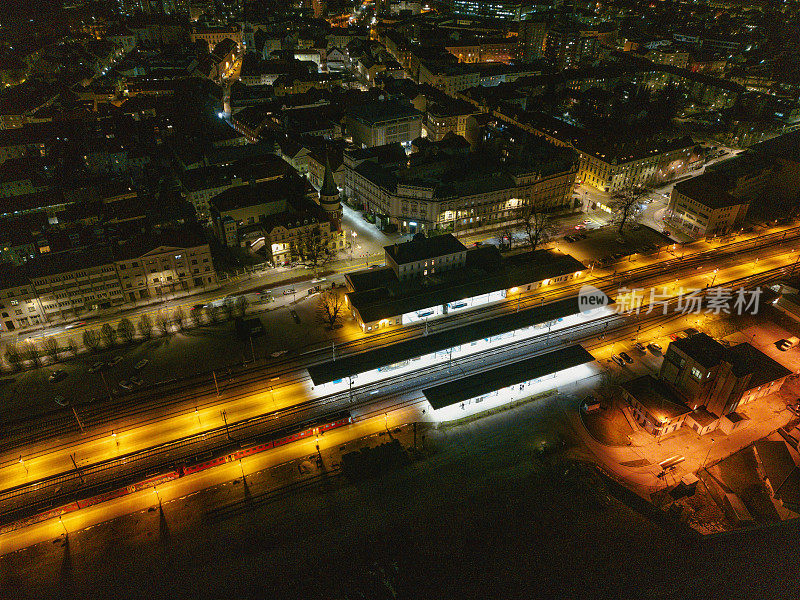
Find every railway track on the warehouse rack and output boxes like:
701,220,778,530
0,265,781,525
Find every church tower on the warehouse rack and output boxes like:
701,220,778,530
319,154,342,231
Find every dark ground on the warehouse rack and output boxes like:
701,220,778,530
2,403,800,600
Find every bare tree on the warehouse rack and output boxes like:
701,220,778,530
190,306,203,327
172,307,185,330
4,344,21,371
517,198,556,252
138,314,153,339
24,342,41,366
101,323,117,347
65,337,78,357
156,311,171,335
117,318,135,343
219,301,232,321
317,289,345,329
608,186,649,234
296,225,334,278
83,329,101,351
42,337,59,362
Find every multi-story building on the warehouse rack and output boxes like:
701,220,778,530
423,99,480,141
660,333,790,431
518,19,547,62
450,0,536,21
544,18,600,71
346,135,577,235
345,99,423,149
622,333,791,437
667,175,750,238
575,136,698,193
384,233,468,281
0,233,217,331
190,26,242,51
418,61,481,95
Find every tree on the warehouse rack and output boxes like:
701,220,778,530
101,323,117,347
608,186,649,234
23,342,40,366
517,198,556,252
41,337,59,362
219,301,232,322
172,308,186,330
117,318,135,343
138,314,153,339
83,329,101,351
233,295,249,317
65,337,78,357
190,306,203,327
317,289,345,329
4,344,21,370
296,225,335,278
156,312,171,335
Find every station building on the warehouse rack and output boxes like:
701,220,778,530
344,234,586,333
423,345,596,422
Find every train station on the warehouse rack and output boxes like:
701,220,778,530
422,345,597,422
343,234,587,333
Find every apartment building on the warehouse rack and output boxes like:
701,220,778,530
384,233,467,281
576,136,697,193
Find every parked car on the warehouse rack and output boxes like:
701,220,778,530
88,361,105,373
134,359,149,370
634,342,646,353
283,288,296,295
107,355,123,367
129,375,144,387
647,342,663,353
777,337,800,351
577,233,588,239
119,380,133,391
49,369,67,383
620,351,634,364
611,354,625,366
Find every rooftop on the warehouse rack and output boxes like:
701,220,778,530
669,332,726,369
346,99,422,126
622,375,691,421
423,345,595,410
307,294,608,386
672,175,747,210
385,234,467,265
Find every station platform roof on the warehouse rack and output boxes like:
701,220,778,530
307,293,610,386
422,344,595,410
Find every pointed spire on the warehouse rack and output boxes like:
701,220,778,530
320,152,339,197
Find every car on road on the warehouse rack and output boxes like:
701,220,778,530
283,288,296,295
48,369,67,383
777,337,800,351
119,380,133,391
787,403,800,417
64,321,86,330
107,356,123,367
669,332,689,341
54,395,69,406
611,354,626,366
134,359,149,370
634,342,646,353
129,375,144,387
620,352,634,364
647,342,663,353
88,361,105,373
